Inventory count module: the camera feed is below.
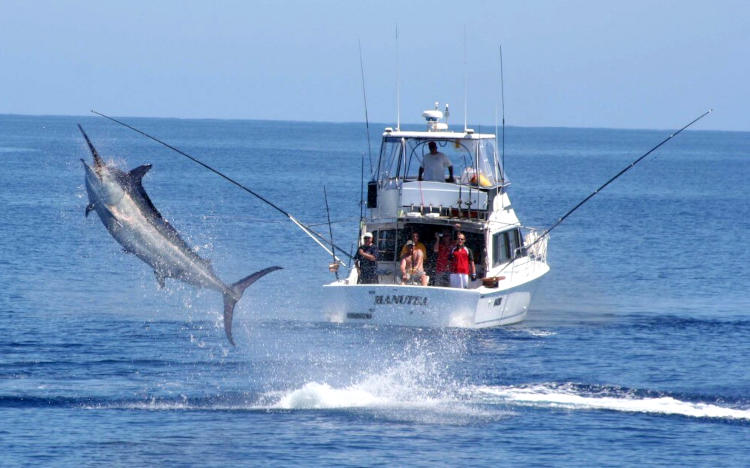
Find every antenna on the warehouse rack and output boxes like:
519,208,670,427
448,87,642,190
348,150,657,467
463,26,468,132
499,44,506,182
396,24,401,131
358,39,373,174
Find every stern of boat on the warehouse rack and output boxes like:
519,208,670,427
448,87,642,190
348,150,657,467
322,259,548,328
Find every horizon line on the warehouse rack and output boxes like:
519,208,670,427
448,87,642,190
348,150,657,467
0,111,739,134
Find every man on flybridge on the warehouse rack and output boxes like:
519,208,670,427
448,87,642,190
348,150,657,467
418,141,455,182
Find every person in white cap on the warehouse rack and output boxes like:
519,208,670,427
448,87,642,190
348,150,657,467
356,232,379,284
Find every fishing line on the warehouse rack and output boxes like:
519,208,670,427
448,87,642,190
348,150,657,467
91,110,352,262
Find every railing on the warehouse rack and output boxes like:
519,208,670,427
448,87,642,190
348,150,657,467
373,179,492,221
521,228,549,264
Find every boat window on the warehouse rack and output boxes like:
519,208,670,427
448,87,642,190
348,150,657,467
477,139,502,185
392,137,501,187
401,139,471,181
374,229,399,262
377,138,404,181
492,228,525,266
456,139,500,187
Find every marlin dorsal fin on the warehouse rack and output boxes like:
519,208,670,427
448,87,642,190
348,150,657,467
129,164,152,182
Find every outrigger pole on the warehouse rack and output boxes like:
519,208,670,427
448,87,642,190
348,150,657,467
530,109,713,247
91,110,351,264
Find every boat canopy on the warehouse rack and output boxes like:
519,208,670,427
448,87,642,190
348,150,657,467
373,132,505,188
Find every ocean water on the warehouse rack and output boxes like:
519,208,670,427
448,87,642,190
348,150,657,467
1,114,748,466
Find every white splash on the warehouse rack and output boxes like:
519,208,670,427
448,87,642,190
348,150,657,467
264,344,507,423
273,382,387,409
271,352,447,410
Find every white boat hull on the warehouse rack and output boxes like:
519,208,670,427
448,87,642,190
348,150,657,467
323,262,548,328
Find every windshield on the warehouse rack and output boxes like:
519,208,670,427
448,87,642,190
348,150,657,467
376,137,503,186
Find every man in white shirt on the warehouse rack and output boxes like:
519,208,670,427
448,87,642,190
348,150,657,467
418,141,455,182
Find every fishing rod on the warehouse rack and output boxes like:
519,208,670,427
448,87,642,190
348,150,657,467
520,108,713,257
91,110,352,263
358,152,365,246
323,186,339,280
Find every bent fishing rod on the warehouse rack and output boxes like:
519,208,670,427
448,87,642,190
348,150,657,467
323,186,340,280
91,110,352,263
504,108,713,270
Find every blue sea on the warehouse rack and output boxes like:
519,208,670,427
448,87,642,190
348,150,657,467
1,114,748,466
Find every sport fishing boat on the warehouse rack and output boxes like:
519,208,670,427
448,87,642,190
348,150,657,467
323,104,550,327
92,104,708,332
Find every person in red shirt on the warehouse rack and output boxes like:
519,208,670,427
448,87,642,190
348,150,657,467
432,230,454,286
449,232,476,288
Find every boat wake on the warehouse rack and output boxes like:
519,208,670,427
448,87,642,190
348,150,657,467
10,379,747,424
471,382,750,421
262,379,750,423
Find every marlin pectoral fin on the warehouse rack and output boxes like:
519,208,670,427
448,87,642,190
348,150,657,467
154,270,166,289
129,164,152,182
85,203,95,217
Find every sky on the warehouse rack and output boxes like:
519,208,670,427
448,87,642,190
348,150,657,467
1,0,748,131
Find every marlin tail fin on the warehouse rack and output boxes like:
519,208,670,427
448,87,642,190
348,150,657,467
222,266,282,346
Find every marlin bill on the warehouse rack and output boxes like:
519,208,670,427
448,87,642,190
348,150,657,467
78,125,280,345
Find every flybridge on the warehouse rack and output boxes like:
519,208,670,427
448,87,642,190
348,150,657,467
367,102,507,221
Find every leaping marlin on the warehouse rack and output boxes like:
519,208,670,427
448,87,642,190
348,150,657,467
78,124,280,345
